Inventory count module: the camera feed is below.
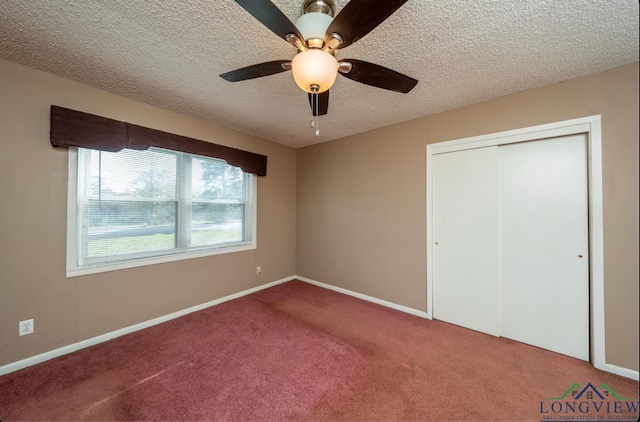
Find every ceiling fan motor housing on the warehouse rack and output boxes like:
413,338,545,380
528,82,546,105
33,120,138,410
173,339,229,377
297,0,335,49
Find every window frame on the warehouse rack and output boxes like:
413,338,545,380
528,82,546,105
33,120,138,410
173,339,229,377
66,147,257,277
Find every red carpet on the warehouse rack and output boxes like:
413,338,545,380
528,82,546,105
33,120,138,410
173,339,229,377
0,280,638,421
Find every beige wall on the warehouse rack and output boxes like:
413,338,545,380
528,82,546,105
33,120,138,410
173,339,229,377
296,63,639,371
1,57,637,373
0,59,297,366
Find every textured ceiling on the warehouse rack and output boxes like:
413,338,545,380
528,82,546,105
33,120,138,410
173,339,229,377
1,1,638,148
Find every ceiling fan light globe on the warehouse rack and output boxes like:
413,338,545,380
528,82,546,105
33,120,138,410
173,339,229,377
291,49,338,93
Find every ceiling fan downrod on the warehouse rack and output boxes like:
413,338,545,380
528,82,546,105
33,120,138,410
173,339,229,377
302,0,335,16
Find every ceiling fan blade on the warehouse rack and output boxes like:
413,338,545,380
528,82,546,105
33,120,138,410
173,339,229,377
308,91,329,116
325,0,409,49
235,0,303,42
339,59,418,93
220,60,291,82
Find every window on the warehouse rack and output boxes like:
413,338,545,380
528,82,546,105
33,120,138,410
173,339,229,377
67,147,256,276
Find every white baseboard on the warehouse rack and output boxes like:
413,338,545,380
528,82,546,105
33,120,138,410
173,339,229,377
295,275,429,319
604,363,640,381
0,276,295,377
296,277,640,380
3,275,637,381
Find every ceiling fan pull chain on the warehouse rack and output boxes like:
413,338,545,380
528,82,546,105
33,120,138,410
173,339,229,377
314,92,320,137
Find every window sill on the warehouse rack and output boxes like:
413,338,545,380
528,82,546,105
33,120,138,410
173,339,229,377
66,242,256,278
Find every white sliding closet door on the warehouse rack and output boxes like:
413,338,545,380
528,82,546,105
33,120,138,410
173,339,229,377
433,147,500,336
499,134,590,360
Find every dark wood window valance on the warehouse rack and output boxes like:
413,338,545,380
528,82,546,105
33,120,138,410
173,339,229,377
50,105,267,176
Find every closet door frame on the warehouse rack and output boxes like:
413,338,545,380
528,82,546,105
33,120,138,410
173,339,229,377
425,115,604,370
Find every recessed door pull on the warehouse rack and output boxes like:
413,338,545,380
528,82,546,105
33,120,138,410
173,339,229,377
578,255,583,258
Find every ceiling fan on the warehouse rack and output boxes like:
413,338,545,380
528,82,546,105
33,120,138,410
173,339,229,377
220,0,418,124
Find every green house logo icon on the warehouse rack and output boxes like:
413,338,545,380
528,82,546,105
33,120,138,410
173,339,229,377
546,383,634,401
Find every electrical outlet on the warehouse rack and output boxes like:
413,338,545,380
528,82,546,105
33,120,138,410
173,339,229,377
19,319,34,336
256,266,262,275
